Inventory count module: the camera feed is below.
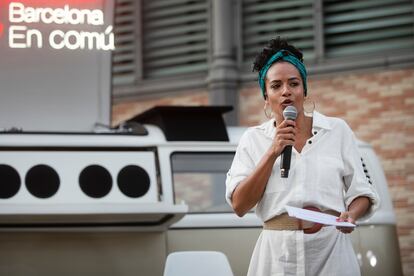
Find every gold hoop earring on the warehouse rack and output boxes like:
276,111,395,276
303,97,315,116
263,102,273,119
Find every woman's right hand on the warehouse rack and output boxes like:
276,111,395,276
232,119,296,217
272,119,296,156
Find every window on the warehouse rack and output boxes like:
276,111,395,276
171,152,234,213
112,0,138,87
112,0,414,95
112,0,209,88
242,0,315,68
142,0,209,78
324,0,414,57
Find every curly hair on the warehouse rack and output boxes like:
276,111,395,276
252,37,303,73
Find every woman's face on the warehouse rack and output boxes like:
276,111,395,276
264,61,305,121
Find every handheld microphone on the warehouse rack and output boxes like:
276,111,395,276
280,105,297,178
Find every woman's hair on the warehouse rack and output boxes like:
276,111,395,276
252,37,303,73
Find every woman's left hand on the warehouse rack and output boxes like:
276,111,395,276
336,211,356,234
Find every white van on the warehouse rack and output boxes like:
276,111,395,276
166,129,402,276
0,106,402,276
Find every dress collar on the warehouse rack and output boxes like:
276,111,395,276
254,111,332,139
312,111,332,131
254,118,276,139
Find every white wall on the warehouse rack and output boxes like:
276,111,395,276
0,1,113,132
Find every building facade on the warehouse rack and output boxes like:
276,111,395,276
111,0,414,274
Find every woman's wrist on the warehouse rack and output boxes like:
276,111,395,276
267,146,281,160
348,196,371,221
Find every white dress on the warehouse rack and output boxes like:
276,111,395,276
225,111,379,276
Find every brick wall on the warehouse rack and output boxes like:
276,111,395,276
111,90,209,126
112,68,414,275
239,68,414,275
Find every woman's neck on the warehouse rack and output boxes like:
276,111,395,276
295,113,310,133
292,112,313,153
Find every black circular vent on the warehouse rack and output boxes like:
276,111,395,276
0,164,21,199
79,165,112,198
117,165,150,198
25,165,60,198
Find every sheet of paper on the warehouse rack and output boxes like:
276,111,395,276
285,205,355,228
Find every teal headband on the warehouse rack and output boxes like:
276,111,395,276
258,49,307,99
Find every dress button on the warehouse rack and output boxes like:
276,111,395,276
313,131,317,135
308,140,312,144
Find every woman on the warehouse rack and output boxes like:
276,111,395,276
225,37,379,275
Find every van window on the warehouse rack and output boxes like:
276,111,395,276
171,152,234,213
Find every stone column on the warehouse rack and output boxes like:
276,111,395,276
208,0,239,125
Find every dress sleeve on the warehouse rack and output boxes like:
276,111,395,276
342,122,380,220
225,130,256,206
